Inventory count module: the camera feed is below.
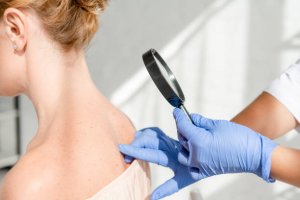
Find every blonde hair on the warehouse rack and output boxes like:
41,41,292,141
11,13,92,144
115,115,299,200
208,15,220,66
0,0,108,50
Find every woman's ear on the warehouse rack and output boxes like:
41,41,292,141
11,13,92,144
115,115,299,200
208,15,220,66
3,8,27,52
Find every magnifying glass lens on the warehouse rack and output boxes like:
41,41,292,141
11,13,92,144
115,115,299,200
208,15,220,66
154,57,179,96
143,49,193,122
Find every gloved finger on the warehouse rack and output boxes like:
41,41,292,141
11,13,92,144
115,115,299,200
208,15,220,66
140,128,168,143
178,149,189,166
135,130,144,138
122,130,145,163
151,172,196,200
124,155,134,164
190,114,215,130
121,130,158,163
118,144,169,167
129,131,160,149
150,176,180,200
141,128,179,152
177,133,189,150
189,167,201,180
140,127,165,136
173,108,195,140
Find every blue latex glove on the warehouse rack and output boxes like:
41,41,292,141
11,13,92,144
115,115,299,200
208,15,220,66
119,127,197,200
174,108,278,182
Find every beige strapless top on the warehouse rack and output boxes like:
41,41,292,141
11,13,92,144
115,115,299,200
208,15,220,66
86,160,151,200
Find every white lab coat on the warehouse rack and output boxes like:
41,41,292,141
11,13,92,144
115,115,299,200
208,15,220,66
265,61,300,132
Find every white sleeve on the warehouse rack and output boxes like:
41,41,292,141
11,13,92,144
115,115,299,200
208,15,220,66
264,62,300,132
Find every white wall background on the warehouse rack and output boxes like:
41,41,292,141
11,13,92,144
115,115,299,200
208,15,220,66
19,0,300,199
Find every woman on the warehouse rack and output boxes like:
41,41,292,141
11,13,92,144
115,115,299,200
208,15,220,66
0,0,150,199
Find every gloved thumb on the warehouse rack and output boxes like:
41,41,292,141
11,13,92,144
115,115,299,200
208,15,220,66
173,108,196,140
150,176,179,200
191,113,215,130
173,108,190,124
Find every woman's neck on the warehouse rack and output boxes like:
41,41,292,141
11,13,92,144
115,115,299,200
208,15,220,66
24,49,108,150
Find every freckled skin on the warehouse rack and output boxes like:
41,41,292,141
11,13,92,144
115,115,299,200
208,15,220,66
0,97,135,200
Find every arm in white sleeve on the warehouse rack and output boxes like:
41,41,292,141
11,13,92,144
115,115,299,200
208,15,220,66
265,62,300,132
232,62,300,139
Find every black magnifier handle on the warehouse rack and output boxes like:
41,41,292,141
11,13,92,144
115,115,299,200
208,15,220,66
179,104,193,123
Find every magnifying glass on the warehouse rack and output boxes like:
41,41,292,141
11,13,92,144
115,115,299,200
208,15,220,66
142,49,192,122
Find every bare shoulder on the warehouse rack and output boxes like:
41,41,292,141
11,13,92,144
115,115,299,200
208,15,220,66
0,149,63,200
109,107,136,144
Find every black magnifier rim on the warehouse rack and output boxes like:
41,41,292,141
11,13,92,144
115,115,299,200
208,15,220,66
142,49,185,108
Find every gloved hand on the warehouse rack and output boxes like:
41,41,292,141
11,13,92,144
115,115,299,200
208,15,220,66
174,108,278,182
118,127,197,200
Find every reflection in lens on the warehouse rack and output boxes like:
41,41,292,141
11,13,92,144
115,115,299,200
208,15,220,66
154,56,180,96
